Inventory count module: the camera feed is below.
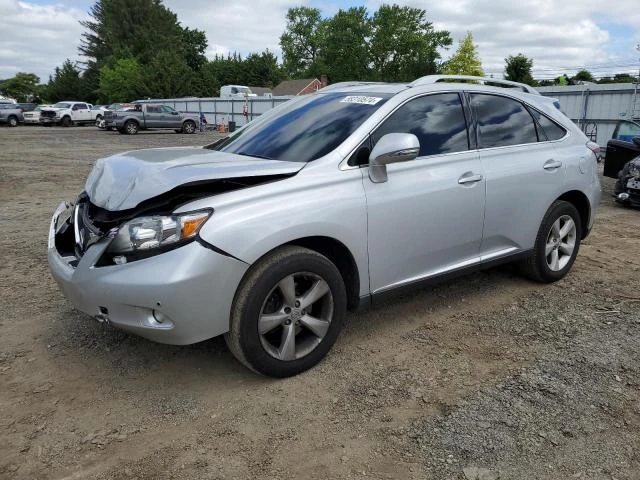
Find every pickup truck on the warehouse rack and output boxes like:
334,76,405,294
40,101,102,127
106,104,199,134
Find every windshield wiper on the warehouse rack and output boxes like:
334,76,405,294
236,151,275,160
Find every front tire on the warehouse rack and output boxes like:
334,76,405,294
8,116,18,127
520,200,582,283
182,120,196,134
225,246,347,378
124,120,139,135
61,116,72,127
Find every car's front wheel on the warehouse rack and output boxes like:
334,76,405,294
520,200,582,283
124,120,139,135
225,246,347,377
7,116,18,127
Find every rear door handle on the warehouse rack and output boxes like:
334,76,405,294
458,173,483,185
543,159,563,170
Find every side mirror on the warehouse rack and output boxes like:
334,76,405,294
633,136,640,146
368,133,420,183
172,111,179,115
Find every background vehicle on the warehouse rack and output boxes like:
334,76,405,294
23,104,54,124
98,103,135,129
613,152,640,207
220,85,257,99
48,76,601,378
0,104,24,126
108,103,199,134
40,101,102,126
604,120,640,178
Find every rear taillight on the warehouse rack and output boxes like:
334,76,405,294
586,141,601,163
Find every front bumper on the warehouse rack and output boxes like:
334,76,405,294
47,203,248,345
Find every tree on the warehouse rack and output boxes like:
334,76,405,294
279,7,327,78
143,50,196,99
443,32,484,76
99,58,145,102
0,72,40,102
243,51,283,88
369,5,451,82
504,53,535,85
322,7,372,82
573,69,594,82
45,60,85,102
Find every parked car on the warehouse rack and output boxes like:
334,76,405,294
0,104,24,126
23,104,54,124
48,75,601,377
15,103,37,112
604,120,640,179
106,103,199,134
40,101,101,126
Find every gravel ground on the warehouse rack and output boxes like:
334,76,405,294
1,126,639,480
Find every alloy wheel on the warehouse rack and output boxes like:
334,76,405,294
258,272,334,361
545,215,577,271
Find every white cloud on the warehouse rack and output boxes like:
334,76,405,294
0,0,87,81
1,0,639,83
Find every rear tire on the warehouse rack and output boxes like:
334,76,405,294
520,200,581,283
182,120,196,134
225,246,347,377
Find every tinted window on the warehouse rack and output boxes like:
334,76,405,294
213,93,390,163
470,94,538,148
147,105,161,114
529,108,567,141
372,93,469,157
74,104,88,110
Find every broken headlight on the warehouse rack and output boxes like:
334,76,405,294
106,210,212,261
629,164,640,177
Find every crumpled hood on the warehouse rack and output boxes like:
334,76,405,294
84,147,305,211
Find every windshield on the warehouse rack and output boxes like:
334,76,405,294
210,92,390,163
54,103,70,109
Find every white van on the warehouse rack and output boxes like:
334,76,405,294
220,85,257,99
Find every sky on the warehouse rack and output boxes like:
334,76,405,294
0,0,639,83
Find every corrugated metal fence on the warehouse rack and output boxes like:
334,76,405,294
138,84,640,145
538,83,640,146
134,97,291,128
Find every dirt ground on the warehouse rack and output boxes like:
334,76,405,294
1,126,639,480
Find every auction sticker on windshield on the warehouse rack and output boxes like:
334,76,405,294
340,96,383,105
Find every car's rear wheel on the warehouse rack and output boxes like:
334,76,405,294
520,200,581,283
125,120,139,135
225,246,347,377
61,116,72,127
8,116,18,127
182,120,196,134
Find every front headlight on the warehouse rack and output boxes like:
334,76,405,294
629,164,640,177
107,210,212,258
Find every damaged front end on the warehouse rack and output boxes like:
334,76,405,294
613,156,640,208
49,174,292,268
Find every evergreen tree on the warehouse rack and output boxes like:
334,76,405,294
443,32,484,76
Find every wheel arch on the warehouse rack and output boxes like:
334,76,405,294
239,236,361,311
555,190,591,239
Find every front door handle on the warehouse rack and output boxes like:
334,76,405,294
543,159,563,170
458,173,483,185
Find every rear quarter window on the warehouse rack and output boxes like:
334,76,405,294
528,108,567,141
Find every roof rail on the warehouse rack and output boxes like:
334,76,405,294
319,81,388,92
410,75,540,95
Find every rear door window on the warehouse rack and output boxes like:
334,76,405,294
470,94,538,148
372,93,469,157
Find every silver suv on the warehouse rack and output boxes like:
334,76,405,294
48,75,601,377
